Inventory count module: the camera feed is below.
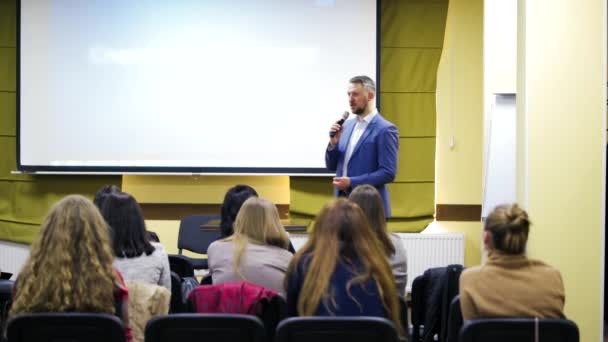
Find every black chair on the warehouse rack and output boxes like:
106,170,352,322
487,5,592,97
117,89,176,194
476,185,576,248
398,295,410,339
177,214,222,270
275,317,400,342
170,271,185,313
145,313,265,342
446,295,462,342
0,279,14,336
460,318,579,342
168,254,195,278
7,313,126,342
411,264,463,342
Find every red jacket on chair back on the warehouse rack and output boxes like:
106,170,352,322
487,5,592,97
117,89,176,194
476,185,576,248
188,282,278,315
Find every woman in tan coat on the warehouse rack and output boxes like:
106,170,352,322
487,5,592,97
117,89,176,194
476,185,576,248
459,204,565,320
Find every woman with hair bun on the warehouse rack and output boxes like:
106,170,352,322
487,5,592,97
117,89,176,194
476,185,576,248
459,204,565,320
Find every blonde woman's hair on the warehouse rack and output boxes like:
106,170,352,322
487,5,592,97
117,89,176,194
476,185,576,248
485,203,530,254
10,195,118,316
285,199,403,337
228,197,289,279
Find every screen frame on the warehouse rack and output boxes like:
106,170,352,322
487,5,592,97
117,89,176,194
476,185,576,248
16,0,382,175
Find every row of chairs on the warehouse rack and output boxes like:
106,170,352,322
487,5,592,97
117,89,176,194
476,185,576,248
6,313,399,342
5,312,580,342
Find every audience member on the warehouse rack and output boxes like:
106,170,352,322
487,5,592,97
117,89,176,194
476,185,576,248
220,184,296,253
284,198,403,337
349,184,408,296
10,195,132,340
220,184,259,237
208,197,292,292
101,192,171,290
459,203,565,320
93,184,121,208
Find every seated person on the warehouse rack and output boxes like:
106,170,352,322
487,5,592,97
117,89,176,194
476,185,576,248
459,203,565,320
101,191,171,290
284,199,404,338
220,184,296,253
208,197,292,293
349,185,408,296
10,195,132,341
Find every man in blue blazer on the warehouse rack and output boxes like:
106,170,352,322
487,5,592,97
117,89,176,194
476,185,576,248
325,76,399,218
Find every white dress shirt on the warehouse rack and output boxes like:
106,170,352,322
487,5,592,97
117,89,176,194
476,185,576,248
342,110,378,177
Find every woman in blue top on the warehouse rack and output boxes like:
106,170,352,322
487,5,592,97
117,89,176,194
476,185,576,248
284,198,403,337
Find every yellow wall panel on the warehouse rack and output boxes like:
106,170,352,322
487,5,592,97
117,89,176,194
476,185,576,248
123,175,290,205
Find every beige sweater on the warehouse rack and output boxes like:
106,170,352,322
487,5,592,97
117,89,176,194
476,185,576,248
459,251,565,321
207,239,292,293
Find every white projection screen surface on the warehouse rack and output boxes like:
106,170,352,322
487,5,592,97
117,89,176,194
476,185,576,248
18,0,379,174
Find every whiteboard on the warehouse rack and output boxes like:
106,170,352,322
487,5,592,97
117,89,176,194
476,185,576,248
482,94,517,218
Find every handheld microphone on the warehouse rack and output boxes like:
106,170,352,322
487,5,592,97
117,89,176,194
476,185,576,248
329,111,350,138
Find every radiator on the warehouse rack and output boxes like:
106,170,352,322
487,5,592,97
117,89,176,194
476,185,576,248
396,233,465,292
290,232,465,293
0,240,30,279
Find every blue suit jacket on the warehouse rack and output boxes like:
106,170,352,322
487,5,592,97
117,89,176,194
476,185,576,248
325,113,399,217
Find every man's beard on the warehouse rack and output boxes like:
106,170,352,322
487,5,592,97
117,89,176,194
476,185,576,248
352,106,366,115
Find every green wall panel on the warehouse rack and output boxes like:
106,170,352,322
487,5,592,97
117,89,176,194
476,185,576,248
0,92,16,136
381,48,443,93
0,47,15,91
388,182,435,217
381,93,436,137
395,137,436,182
382,1,448,48
289,176,334,216
0,137,33,181
0,0,17,47
387,216,434,233
0,221,40,245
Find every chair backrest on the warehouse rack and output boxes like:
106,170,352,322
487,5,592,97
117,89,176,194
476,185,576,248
410,273,426,341
145,313,265,342
177,214,222,254
0,279,14,336
275,317,400,342
398,295,409,338
446,295,462,342
7,313,126,342
169,271,185,313
460,318,579,342
168,254,195,278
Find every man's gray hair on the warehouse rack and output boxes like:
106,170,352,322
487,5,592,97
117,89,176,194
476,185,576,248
349,75,376,93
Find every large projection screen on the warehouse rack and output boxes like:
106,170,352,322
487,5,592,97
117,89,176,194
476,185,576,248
18,0,379,174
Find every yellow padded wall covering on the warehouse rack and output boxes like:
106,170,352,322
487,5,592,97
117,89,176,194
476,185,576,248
290,0,448,232
0,0,121,243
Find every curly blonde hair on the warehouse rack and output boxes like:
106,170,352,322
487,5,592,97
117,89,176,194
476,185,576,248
10,195,118,315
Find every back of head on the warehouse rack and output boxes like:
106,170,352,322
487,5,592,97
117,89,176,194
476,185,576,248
10,195,117,315
233,197,289,249
349,184,395,255
220,184,258,237
93,184,120,209
485,203,530,254
101,191,154,258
